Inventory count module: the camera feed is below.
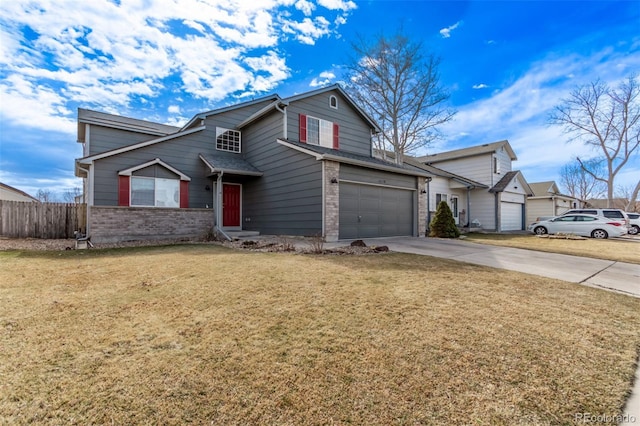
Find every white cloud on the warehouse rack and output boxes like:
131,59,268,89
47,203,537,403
295,0,315,15
472,84,489,89
168,105,181,114
440,21,462,39
0,0,352,133
436,48,640,187
310,70,336,87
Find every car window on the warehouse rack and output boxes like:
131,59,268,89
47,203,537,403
579,210,597,215
577,216,597,222
603,211,623,218
556,216,577,222
628,213,639,219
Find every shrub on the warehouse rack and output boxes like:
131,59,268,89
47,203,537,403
429,201,460,238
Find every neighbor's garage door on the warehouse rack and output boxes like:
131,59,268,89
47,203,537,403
339,182,413,239
500,202,524,231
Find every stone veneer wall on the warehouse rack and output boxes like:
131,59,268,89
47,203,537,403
417,178,427,236
89,206,215,243
323,160,340,242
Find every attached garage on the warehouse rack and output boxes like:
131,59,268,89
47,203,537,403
338,164,417,239
500,201,524,231
339,183,414,239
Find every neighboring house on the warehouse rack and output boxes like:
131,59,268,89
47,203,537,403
75,84,431,243
526,181,584,224
415,141,532,231
0,182,40,202
586,198,640,212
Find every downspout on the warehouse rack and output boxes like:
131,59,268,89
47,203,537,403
466,186,473,228
425,177,432,236
275,103,287,139
77,164,91,236
215,171,232,241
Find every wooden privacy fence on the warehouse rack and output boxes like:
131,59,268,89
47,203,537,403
0,201,86,239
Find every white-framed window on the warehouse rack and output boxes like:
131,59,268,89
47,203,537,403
300,114,338,149
493,156,501,174
436,193,448,205
131,176,179,207
216,127,241,153
329,95,338,109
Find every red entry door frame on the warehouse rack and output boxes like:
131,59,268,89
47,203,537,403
222,183,241,228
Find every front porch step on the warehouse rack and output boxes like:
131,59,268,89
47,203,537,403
225,230,260,239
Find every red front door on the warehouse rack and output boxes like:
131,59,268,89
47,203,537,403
222,184,241,227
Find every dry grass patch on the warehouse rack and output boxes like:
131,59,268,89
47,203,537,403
1,245,639,425
464,233,640,264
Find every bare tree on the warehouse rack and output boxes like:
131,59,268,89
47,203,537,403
559,159,606,201
345,30,455,164
35,189,55,202
616,182,640,212
63,187,82,203
549,75,640,207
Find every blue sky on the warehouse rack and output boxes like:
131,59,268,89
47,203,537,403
1,0,639,200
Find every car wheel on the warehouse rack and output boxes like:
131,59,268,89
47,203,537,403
629,225,639,235
591,229,608,239
533,226,548,235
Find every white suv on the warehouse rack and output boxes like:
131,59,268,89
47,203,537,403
562,208,629,224
626,212,639,235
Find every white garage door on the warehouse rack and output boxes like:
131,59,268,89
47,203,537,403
501,202,523,231
339,183,414,239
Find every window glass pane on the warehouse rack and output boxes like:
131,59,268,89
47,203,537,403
155,178,179,207
131,177,154,206
307,118,319,144
216,127,241,152
320,119,333,148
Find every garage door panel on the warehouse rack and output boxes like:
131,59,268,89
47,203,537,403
501,202,523,231
339,182,414,239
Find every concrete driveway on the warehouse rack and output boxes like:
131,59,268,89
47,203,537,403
328,236,640,298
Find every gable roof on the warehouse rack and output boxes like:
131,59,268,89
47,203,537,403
278,139,430,178
529,181,559,197
489,171,532,195
283,84,380,133
181,94,282,131
77,108,180,143
0,182,40,202
417,140,517,163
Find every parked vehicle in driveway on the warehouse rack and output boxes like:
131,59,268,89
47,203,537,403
527,214,628,239
626,212,640,235
561,208,629,226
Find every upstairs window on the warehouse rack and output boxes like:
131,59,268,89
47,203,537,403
216,127,241,153
493,156,501,174
299,114,339,149
329,95,338,109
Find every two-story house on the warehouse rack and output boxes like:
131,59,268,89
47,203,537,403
75,84,431,243
415,141,532,231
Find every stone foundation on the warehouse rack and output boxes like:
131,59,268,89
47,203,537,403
89,206,215,243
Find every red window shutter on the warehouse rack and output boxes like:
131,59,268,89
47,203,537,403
180,181,189,208
118,175,130,206
299,114,307,143
333,123,339,149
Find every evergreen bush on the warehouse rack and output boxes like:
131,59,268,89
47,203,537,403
429,201,460,238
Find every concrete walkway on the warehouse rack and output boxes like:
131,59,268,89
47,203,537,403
319,236,640,420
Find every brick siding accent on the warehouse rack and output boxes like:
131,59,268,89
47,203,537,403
89,206,214,243
323,160,340,242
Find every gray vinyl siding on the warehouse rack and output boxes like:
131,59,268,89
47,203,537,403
241,110,323,236
92,130,215,209
88,126,161,156
339,164,416,189
469,190,496,230
202,98,277,131
287,90,373,156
